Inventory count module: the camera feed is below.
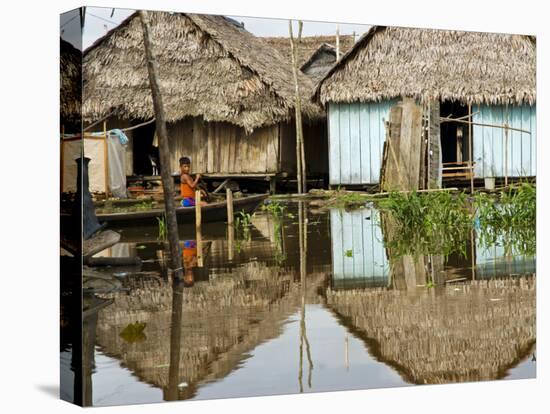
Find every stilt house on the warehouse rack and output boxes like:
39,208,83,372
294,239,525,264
83,12,323,186
314,26,536,187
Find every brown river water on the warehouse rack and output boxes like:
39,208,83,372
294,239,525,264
61,199,536,406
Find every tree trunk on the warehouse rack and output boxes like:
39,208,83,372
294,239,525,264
139,10,183,280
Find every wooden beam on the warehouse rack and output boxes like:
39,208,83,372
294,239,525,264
212,178,230,194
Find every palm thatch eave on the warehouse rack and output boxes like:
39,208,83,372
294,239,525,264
83,11,323,132
314,26,536,107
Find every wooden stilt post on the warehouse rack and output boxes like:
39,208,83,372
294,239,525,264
139,10,183,280
195,189,203,268
504,122,509,188
103,121,109,198
468,104,474,193
289,20,306,194
226,188,234,225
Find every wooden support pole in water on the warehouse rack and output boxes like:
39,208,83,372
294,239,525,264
195,189,203,268
289,20,306,194
103,121,109,197
226,188,234,225
468,104,474,193
504,122,509,188
139,10,183,280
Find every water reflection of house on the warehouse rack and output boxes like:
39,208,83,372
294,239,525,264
326,277,535,384
476,240,536,279
83,11,324,188
329,208,535,289
330,208,390,289
93,264,327,401
314,27,536,187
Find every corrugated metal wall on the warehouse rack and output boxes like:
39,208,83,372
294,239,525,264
330,208,389,288
328,101,396,185
473,104,536,178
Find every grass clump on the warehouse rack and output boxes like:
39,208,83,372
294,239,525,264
475,182,536,256
379,190,472,259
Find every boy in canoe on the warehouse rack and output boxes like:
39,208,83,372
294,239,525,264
179,156,207,207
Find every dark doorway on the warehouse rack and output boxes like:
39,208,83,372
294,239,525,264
132,120,157,176
440,101,471,164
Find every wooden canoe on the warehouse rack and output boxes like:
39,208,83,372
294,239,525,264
96,193,268,226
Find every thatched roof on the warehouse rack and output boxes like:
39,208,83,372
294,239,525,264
60,38,82,128
327,277,536,384
315,26,536,106
83,12,322,132
263,35,355,74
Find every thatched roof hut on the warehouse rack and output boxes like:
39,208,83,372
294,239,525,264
326,277,535,384
315,26,536,106
60,38,82,130
315,26,537,186
263,35,355,75
83,11,321,132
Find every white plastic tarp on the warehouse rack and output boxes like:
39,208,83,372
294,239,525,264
107,131,127,198
61,134,127,197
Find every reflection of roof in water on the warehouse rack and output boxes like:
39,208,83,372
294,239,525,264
326,277,535,384
94,263,327,398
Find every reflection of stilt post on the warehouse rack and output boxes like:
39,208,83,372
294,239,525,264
166,280,184,401
344,334,349,371
227,223,234,262
471,228,476,281
297,201,313,391
195,190,203,268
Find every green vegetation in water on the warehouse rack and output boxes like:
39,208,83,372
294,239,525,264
379,190,472,259
378,184,536,260
262,200,286,217
331,192,372,208
97,200,155,214
475,182,536,256
261,202,288,264
235,210,254,242
119,322,147,343
156,215,167,241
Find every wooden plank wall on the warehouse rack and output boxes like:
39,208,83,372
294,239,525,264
328,100,397,185
472,104,536,178
380,99,425,191
167,118,280,175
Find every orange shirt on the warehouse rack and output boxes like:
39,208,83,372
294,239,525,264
180,178,195,198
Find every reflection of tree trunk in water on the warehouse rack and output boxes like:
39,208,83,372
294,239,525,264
165,280,184,401
298,201,313,392
82,310,98,407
